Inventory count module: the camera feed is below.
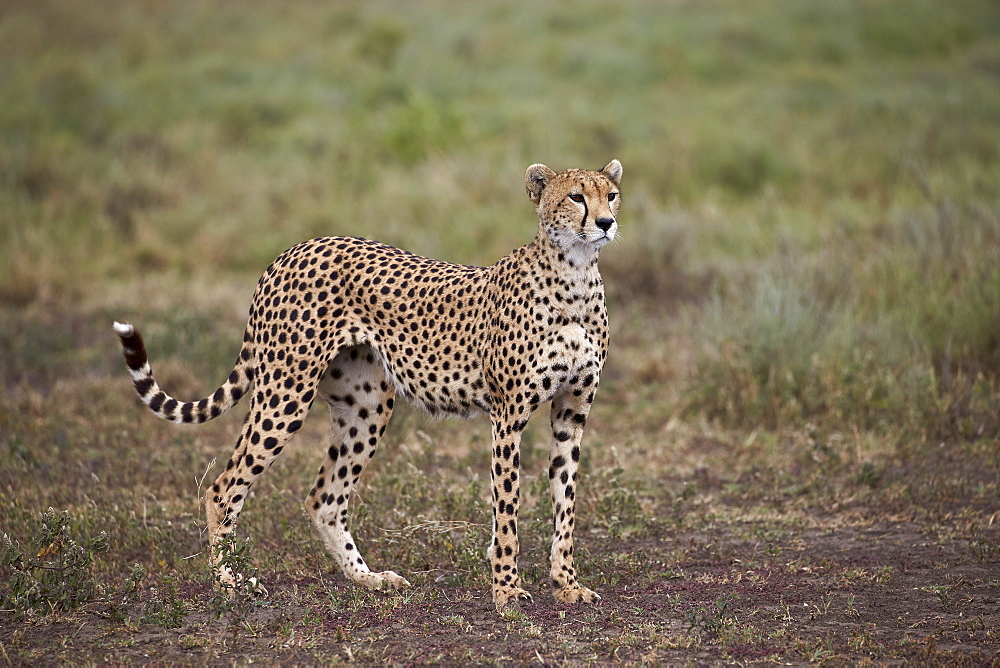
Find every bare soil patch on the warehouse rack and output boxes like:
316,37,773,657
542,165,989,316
4,518,997,665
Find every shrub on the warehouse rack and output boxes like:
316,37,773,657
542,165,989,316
1,508,109,620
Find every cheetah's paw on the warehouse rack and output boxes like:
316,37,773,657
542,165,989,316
361,570,411,592
553,583,600,604
493,586,533,613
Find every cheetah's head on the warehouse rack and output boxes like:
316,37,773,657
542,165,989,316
525,160,622,259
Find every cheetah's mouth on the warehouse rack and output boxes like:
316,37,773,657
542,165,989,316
574,227,615,246
591,228,615,247
556,227,615,255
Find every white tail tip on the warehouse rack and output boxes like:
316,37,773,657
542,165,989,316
113,322,134,337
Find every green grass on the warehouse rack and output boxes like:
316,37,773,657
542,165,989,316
685,168,1000,436
2,0,999,663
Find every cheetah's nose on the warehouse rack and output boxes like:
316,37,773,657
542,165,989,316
595,217,615,232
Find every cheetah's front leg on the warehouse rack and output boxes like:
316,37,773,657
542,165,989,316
489,414,533,611
548,386,601,604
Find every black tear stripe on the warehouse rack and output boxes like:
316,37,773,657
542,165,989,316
580,198,589,234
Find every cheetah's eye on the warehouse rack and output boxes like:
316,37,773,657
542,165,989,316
569,194,584,203
607,192,618,202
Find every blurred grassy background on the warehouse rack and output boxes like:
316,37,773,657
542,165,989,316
3,0,997,440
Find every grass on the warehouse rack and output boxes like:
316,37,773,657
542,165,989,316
685,168,1000,436
2,0,999,663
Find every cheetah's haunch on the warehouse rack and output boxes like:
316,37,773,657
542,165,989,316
115,160,623,613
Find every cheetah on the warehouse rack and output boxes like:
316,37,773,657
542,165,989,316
114,159,623,611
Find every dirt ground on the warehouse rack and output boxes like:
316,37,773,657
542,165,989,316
4,518,997,665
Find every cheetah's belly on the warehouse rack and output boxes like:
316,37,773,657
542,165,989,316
368,338,490,420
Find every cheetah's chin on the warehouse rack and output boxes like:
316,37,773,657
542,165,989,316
592,232,614,247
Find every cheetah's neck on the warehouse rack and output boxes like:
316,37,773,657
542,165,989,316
533,229,601,280
524,232,605,317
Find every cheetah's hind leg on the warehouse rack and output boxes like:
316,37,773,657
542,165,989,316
204,373,316,596
306,346,410,592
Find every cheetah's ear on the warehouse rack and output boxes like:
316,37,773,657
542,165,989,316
525,163,557,204
601,159,623,186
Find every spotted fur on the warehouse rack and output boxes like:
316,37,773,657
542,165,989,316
115,159,623,611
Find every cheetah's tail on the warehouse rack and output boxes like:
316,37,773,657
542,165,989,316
113,321,253,424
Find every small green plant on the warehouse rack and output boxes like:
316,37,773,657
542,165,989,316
209,534,264,623
499,606,529,623
855,462,884,488
684,594,739,636
139,575,187,628
968,539,1000,562
845,592,860,618
1,508,109,620
439,614,472,633
592,464,647,539
917,584,953,608
105,563,146,623
848,622,880,654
